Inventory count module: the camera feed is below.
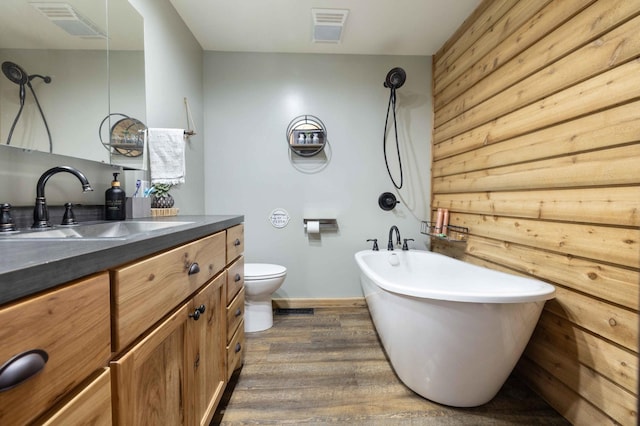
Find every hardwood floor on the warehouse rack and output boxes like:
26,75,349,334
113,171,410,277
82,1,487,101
213,307,569,425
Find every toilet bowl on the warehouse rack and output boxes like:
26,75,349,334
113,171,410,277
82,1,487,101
244,263,287,332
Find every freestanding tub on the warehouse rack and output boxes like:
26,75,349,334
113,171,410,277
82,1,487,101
354,249,555,407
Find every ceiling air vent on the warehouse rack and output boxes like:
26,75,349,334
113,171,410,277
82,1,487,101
30,2,106,38
312,8,349,43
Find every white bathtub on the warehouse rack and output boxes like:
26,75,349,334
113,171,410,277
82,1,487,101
354,249,555,407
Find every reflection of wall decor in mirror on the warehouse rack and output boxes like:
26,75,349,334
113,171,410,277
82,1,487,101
286,114,327,157
0,0,145,168
99,113,146,157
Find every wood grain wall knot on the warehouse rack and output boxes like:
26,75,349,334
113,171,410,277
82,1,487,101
148,273,155,281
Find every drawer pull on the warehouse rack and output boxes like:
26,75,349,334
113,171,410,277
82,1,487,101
0,349,48,392
235,308,242,317
189,304,206,321
234,273,242,282
188,262,200,275
233,238,241,247
235,343,242,353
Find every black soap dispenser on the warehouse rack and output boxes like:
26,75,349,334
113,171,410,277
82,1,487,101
105,172,126,220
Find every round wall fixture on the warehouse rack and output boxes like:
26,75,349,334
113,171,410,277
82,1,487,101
378,192,399,211
286,114,327,157
99,113,146,157
269,208,290,228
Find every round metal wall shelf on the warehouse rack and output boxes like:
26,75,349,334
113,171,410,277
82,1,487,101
99,113,146,157
286,114,327,157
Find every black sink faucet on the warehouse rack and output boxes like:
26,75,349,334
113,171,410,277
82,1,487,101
388,225,401,250
33,166,93,228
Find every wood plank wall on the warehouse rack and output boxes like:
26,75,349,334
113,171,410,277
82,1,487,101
431,1,640,424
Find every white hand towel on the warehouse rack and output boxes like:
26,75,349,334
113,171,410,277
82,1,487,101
147,128,186,185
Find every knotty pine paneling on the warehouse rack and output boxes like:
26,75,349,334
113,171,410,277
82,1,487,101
433,101,640,177
434,1,551,96
434,187,640,227
432,0,640,424
434,0,638,118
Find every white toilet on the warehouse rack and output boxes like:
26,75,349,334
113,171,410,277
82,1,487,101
244,263,287,332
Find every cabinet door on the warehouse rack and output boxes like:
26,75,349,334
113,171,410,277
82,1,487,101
188,273,226,426
111,304,189,426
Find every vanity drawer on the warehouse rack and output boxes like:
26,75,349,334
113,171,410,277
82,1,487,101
39,368,112,426
226,322,245,380
226,255,244,304
226,224,244,263
226,287,245,344
111,231,226,351
0,273,111,426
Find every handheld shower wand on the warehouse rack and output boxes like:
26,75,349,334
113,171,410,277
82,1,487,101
2,61,53,152
383,67,406,190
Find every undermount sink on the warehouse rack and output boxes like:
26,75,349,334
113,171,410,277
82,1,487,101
1,221,194,240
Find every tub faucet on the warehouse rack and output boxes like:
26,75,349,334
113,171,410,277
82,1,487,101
33,166,93,228
388,225,401,250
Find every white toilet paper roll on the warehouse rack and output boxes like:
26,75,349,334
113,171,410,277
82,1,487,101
306,221,320,234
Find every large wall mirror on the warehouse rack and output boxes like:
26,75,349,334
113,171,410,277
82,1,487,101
0,0,145,168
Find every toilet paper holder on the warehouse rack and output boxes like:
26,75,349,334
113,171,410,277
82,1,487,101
303,218,338,232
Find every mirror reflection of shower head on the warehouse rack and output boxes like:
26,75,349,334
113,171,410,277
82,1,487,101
383,67,406,90
2,61,53,151
2,61,29,85
2,62,52,86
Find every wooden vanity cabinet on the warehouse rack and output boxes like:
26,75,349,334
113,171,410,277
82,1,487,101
225,224,245,379
0,222,244,426
0,273,111,425
111,273,225,426
111,229,235,426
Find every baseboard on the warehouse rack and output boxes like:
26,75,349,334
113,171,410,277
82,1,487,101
272,298,366,309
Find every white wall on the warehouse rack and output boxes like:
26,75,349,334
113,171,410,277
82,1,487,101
128,0,205,214
204,52,431,298
0,49,110,162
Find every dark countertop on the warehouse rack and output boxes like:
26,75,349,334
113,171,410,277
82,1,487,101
0,215,244,306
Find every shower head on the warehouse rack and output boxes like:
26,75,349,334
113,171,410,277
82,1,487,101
2,62,52,85
384,67,406,90
2,61,29,86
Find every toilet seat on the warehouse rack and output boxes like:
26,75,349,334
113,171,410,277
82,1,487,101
245,263,287,280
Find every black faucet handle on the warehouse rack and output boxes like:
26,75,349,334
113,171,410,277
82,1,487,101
0,203,16,232
61,202,77,226
402,238,414,251
366,238,379,251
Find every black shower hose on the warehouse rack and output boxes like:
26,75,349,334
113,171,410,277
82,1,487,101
383,87,403,189
6,82,53,153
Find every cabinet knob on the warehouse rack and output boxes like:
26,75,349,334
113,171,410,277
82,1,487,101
233,238,241,247
235,308,242,317
0,349,48,392
234,273,242,282
188,262,200,275
234,343,242,353
189,304,206,321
